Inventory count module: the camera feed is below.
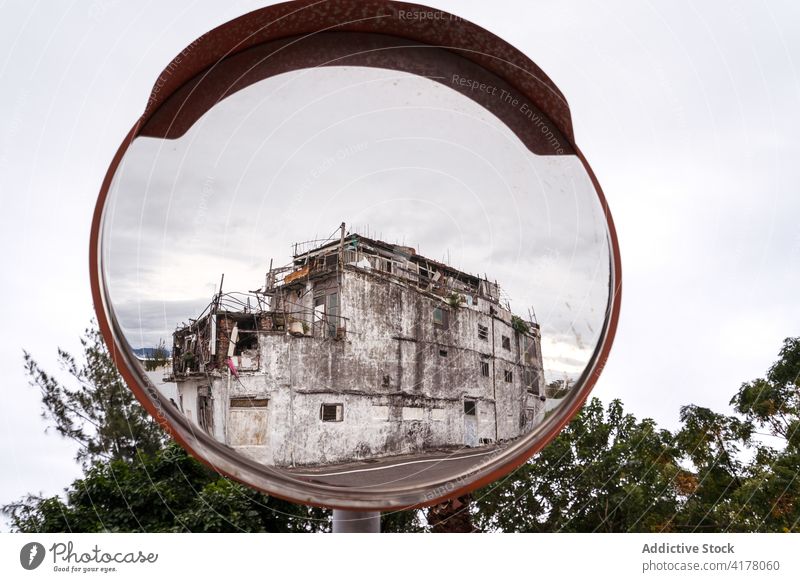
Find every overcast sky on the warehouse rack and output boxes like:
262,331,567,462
104,65,610,381
1,0,798,528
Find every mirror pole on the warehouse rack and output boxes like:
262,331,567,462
332,509,381,533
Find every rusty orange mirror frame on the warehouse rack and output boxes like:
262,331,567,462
89,0,622,511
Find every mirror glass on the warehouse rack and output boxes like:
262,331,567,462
102,62,612,491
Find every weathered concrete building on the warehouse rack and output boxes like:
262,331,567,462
168,226,546,468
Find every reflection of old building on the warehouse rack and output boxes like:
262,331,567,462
168,225,545,467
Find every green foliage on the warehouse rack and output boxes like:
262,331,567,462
710,337,800,532
511,315,530,335
473,398,682,532
22,322,165,467
181,351,196,369
143,338,169,372
671,405,753,531
447,292,464,309
473,338,800,532
546,380,570,399
731,337,800,439
3,443,330,533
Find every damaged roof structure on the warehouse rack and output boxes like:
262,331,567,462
167,223,546,468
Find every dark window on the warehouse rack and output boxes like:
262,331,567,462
321,403,343,422
433,307,449,328
504,370,513,383
230,397,269,408
312,295,325,338
197,388,213,434
501,335,511,350
325,253,338,268
312,293,340,338
478,324,489,340
522,369,536,387
418,266,432,287
326,293,339,338
480,361,490,377
231,319,259,355
522,334,537,364
464,400,477,416
439,349,448,357
235,332,258,353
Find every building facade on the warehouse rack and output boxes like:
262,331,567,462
169,227,546,468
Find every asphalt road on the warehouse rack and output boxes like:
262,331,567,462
285,444,508,489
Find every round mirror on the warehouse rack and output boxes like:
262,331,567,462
91,0,621,509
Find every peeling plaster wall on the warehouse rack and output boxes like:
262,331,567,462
175,266,545,467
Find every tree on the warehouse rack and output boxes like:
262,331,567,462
723,337,800,532
731,337,800,441
427,495,479,532
22,322,165,467
666,339,800,532
143,338,170,372
472,398,683,532
671,405,753,531
3,442,329,532
470,339,800,533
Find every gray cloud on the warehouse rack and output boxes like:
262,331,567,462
102,67,612,382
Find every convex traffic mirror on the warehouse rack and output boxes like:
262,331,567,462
91,0,621,510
